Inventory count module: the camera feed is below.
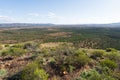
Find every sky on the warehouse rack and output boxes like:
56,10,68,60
0,0,120,24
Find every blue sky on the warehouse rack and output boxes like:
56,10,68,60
0,0,120,24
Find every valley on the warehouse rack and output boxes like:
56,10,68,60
0,27,120,80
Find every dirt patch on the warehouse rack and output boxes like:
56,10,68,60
48,32,72,37
0,54,33,79
47,28,58,31
40,42,73,48
40,42,63,48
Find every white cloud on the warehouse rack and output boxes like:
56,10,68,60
48,12,55,17
60,16,120,24
47,12,64,19
0,15,15,22
75,17,120,24
28,13,40,17
28,12,64,19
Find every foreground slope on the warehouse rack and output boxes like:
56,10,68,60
0,42,120,80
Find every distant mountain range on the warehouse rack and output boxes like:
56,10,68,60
0,23,120,28
0,23,54,28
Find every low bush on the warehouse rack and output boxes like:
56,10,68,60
77,69,117,80
0,69,7,78
4,44,9,47
100,59,117,70
10,47,27,56
105,52,120,62
90,50,105,59
20,62,49,80
23,42,39,52
74,54,90,67
1,47,27,56
1,49,11,56
48,48,90,75
66,50,90,68
11,44,23,48
80,69,101,80
106,48,117,52
74,49,87,56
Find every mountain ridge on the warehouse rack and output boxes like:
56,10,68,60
0,22,120,28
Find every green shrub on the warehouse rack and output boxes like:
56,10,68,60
50,47,56,51
100,59,117,70
106,48,117,52
42,49,52,57
68,65,75,72
23,42,39,51
0,69,7,77
78,69,117,80
48,48,90,75
66,53,90,68
1,47,27,56
1,49,10,56
75,49,85,55
10,47,27,56
4,44,9,47
34,68,49,80
11,44,23,48
100,66,113,75
101,74,117,80
80,69,101,80
23,43,32,49
105,52,120,62
90,50,105,59
76,54,90,67
21,62,49,80
21,62,39,80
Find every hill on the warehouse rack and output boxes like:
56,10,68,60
0,42,120,80
0,26,120,80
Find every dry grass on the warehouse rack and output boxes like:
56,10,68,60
47,28,58,31
40,42,64,48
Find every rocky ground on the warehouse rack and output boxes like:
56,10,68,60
0,54,33,80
